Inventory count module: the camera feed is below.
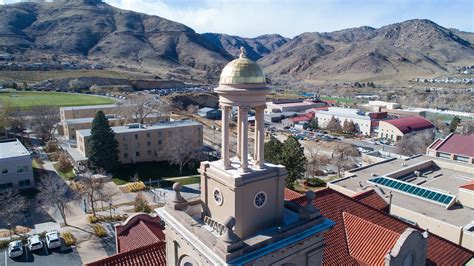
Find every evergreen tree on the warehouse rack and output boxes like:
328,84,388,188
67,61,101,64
307,117,318,131
449,116,461,133
280,136,307,189
264,137,283,164
88,111,119,172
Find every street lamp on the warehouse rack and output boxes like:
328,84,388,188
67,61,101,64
83,198,87,213
7,223,12,239
109,202,112,218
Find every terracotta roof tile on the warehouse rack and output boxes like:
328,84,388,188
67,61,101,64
343,212,400,266
287,188,473,265
85,242,166,266
116,214,165,253
460,180,474,191
284,188,304,201
352,189,389,212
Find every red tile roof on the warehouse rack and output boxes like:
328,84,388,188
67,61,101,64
284,188,303,201
343,212,400,266
432,133,474,157
460,180,474,191
116,213,165,253
351,189,389,212
85,242,166,266
289,112,314,123
384,116,434,134
288,188,473,265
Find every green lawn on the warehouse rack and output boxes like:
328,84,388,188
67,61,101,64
112,161,199,183
53,163,76,180
0,90,115,109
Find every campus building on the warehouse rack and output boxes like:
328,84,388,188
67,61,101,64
265,99,327,113
377,116,435,142
0,139,34,190
314,107,385,136
329,153,474,251
59,104,118,121
75,121,203,164
427,133,474,164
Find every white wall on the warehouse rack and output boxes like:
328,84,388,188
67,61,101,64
0,155,34,190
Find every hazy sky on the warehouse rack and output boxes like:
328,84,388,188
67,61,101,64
2,0,473,37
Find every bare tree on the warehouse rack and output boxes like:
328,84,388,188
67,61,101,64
331,143,359,177
167,130,204,175
304,142,330,178
121,94,168,124
30,106,60,141
0,102,26,139
37,174,77,226
459,121,474,135
75,171,111,217
0,189,26,227
326,116,342,133
396,131,434,156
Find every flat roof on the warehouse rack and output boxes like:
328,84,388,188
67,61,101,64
60,104,117,111
63,117,120,125
77,121,201,137
0,139,30,159
316,107,371,120
331,155,474,227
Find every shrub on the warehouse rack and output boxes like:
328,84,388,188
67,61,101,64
45,140,58,153
62,232,76,246
134,192,152,213
57,153,73,173
93,224,107,238
87,215,99,224
87,214,127,224
306,178,326,187
0,236,25,249
126,181,146,192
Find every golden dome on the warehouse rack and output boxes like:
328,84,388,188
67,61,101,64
219,47,266,85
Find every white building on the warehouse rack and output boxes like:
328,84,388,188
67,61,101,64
315,107,373,136
0,139,34,190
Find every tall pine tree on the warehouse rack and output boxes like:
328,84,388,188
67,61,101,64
88,111,119,172
280,136,307,189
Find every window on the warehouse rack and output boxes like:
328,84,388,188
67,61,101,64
147,150,152,155
123,135,127,141
438,152,451,159
19,180,31,187
455,155,469,163
124,153,128,159
134,134,138,140
157,132,163,138
1,168,7,174
147,141,151,146
253,191,267,208
146,132,151,138
0,183,13,191
17,166,24,173
124,144,128,149
213,188,223,206
136,151,140,157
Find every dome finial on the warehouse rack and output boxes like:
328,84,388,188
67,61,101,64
239,46,247,59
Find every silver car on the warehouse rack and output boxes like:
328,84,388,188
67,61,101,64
27,235,43,251
8,240,23,258
45,231,61,249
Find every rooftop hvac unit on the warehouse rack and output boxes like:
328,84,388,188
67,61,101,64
126,123,140,129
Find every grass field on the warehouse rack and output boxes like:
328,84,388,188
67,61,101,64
0,70,144,83
320,96,354,103
53,162,76,180
0,90,115,109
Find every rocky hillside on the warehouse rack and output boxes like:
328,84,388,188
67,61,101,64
202,33,289,61
0,0,472,84
259,19,474,81
0,1,233,82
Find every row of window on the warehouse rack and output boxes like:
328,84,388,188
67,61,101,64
123,149,164,159
0,179,31,191
123,140,163,149
1,165,30,174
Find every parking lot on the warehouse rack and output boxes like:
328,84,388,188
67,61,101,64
1,242,82,266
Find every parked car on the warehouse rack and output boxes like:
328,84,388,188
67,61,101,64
27,235,43,251
45,231,61,249
323,169,336,175
8,240,23,258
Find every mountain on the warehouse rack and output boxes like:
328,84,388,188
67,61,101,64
259,19,474,82
201,33,289,61
0,1,473,84
0,0,233,82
